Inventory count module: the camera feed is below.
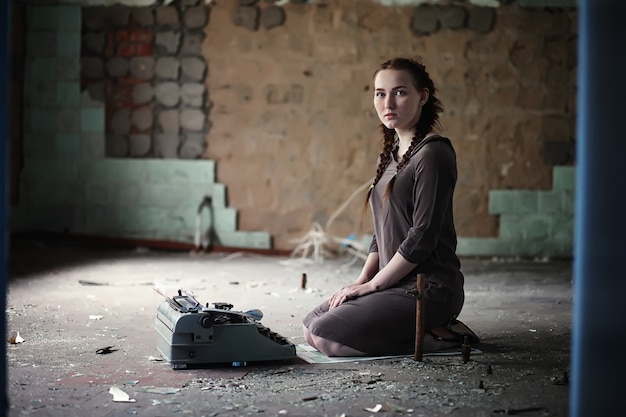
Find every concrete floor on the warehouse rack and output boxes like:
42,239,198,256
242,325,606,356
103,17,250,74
6,238,572,417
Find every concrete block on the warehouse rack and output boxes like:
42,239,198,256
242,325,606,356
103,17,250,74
57,32,81,57
132,8,154,27
55,133,81,157
129,134,152,157
85,183,111,205
130,57,155,80
27,6,57,31
154,82,180,107
105,134,129,158
29,58,56,81
56,5,81,32
155,57,180,80
154,134,180,158
181,57,206,81
155,31,181,55
213,208,237,233
82,7,106,31
56,107,82,133
81,108,105,133
80,57,104,79
184,6,209,29
210,183,226,208
80,133,105,158
57,82,81,106
133,83,154,105
261,6,286,30
218,231,272,249
181,83,205,107
178,132,206,159
562,190,574,215
139,184,189,208
157,109,180,134
82,159,146,183
537,191,563,214
82,32,105,56
410,6,440,36
112,183,141,206
439,6,466,30
132,107,154,131
524,214,554,240
145,159,216,185
180,108,205,131
156,7,180,28
26,81,56,106
110,108,131,135
22,158,77,183
552,166,576,191
551,217,574,243
489,190,538,215
56,57,81,81
498,215,523,240
234,6,260,31
27,32,56,57
106,57,129,78
23,133,55,158
468,7,495,33
180,32,204,56
29,108,57,133
456,237,516,257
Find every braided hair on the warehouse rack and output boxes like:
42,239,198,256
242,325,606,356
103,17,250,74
361,58,444,221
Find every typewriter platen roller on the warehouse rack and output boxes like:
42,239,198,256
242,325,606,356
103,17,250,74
154,289,297,369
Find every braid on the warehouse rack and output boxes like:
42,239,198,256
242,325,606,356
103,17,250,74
383,134,424,200
360,126,396,224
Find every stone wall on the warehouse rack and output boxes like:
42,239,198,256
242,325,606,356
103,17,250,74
204,0,577,253
80,2,210,159
11,0,578,257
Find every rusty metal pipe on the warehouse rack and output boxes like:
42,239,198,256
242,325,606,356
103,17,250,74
414,273,426,362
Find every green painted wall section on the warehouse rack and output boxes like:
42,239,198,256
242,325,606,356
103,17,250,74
13,5,271,250
457,166,575,258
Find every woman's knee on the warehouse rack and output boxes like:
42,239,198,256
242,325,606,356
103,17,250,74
309,334,367,357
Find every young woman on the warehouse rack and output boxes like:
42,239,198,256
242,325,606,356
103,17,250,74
302,57,478,356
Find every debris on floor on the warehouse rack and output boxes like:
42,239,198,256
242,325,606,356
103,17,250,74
109,386,136,403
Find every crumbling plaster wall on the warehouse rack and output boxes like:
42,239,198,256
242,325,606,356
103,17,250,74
203,0,577,250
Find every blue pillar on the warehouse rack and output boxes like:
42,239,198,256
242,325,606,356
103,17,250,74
571,1,626,416
0,0,10,414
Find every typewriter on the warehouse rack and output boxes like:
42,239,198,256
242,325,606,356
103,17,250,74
154,288,297,369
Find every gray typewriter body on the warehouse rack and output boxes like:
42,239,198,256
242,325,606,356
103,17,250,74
155,290,296,368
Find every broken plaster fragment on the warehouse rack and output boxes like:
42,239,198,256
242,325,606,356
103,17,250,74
109,386,136,403
7,331,25,344
365,404,383,413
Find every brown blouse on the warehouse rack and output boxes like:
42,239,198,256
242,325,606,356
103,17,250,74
368,135,463,294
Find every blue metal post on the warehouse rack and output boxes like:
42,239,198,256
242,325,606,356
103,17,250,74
0,0,10,414
571,1,626,416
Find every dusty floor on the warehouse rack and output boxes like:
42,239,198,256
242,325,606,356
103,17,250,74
6,238,572,417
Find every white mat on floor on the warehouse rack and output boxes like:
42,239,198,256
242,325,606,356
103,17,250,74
296,343,481,364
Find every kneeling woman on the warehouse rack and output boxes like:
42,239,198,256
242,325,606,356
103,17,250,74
302,57,477,356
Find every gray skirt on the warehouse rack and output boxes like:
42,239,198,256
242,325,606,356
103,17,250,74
302,276,464,355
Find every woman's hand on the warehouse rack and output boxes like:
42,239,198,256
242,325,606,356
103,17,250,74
329,282,375,310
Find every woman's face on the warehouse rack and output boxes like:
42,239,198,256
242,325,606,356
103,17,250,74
373,69,427,132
